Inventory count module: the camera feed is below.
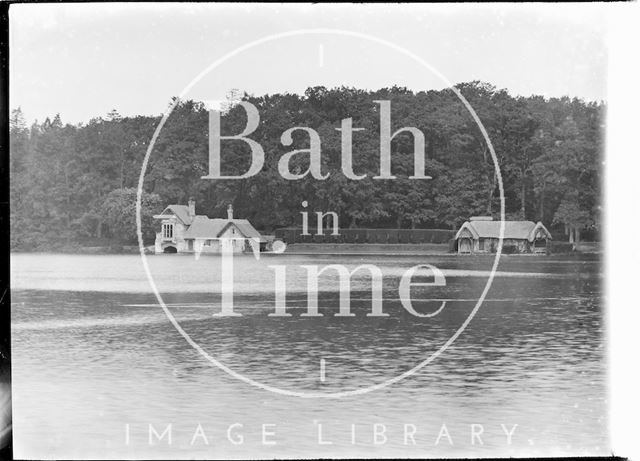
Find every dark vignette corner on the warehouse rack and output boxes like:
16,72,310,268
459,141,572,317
0,1,12,461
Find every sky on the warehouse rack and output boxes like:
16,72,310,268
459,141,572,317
9,3,609,125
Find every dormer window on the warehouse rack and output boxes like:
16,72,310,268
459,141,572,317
162,223,174,239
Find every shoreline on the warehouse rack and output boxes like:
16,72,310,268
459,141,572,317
10,241,601,256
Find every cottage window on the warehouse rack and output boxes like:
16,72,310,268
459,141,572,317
479,238,485,250
162,223,174,239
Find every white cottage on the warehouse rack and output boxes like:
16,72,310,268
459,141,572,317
153,200,265,254
455,216,552,254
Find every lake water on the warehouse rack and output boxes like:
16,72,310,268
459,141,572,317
11,252,606,458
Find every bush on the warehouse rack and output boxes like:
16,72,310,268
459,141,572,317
550,241,576,254
448,238,457,253
101,188,162,244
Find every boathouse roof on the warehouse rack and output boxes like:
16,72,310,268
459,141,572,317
455,220,551,242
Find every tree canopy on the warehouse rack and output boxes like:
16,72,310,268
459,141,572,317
9,82,603,250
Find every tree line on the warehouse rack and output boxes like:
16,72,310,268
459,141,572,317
9,81,603,250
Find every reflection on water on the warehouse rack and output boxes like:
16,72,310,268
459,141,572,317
11,253,606,458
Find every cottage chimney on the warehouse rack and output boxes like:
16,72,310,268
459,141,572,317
227,204,233,220
188,198,196,217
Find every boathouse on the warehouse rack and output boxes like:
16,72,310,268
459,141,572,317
153,200,265,254
454,216,552,254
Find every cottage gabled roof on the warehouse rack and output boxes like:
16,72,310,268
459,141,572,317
224,219,265,242
182,217,227,239
455,220,551,242
157,205,193,225
182,216,266,242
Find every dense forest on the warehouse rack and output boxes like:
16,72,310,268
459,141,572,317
9,81,603,251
